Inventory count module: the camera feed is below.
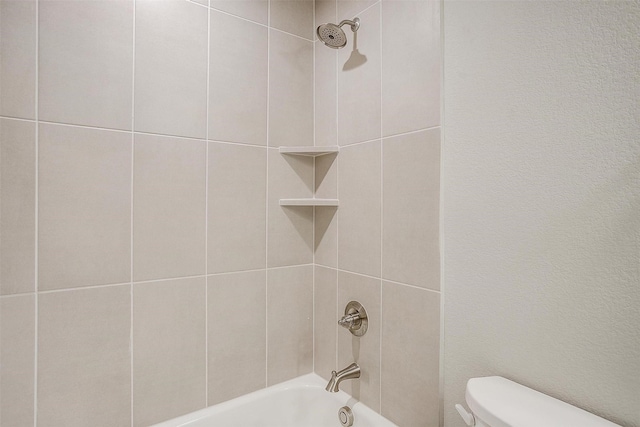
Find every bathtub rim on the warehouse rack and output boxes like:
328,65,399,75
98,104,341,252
150,372,397,427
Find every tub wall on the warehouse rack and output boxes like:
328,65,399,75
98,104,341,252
312,1,442,426
0,0,317,426
442,2,640,427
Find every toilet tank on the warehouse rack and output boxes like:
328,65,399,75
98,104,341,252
465,376,620,427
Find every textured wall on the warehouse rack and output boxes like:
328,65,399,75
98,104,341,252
443,1,640,427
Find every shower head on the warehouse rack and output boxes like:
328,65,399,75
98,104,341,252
316,17,360,49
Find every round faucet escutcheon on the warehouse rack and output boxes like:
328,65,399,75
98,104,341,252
339,301,368,337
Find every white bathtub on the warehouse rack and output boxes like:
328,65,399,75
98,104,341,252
152,373,397,427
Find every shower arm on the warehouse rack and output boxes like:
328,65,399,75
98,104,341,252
338,18,360,32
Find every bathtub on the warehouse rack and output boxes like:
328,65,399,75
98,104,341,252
152,373,397,427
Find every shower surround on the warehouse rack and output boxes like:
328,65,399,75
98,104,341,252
0,0,441,426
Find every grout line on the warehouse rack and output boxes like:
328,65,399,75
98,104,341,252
208,6,315,43
334,7,339,148
133,274,209,284
350,0,381,20
338,125,441,150
3,114,279,148
207,267,266,277
208,139,268,149
133,130,205,142
25,271,304,293
269,263,314,270
312,0,316,374
185,0,208,9
269,25,315,43
336,267,442,295
36,119,213,143
209,6,267,30
130,1,136,423
379,0,384,412
334,0,339,373
339,137,381,149
0,292,39,300
37,276,213,296
311,262,339,270
34,0,40,422
312,8,316,150
0,115,37,123
265,0,271,389
38,119,132,134
334,255,339,371
438,0,445,423
312,253,316,373
312,184,316,371
38,282,132,296
29,267,321,296
204,0,211,406
380,125,441,141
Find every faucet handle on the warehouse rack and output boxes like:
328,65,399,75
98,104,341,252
338,301,368,337
338,313,361,329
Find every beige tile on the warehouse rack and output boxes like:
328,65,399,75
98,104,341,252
267,265,313,384
208,142,266,273
338,3,381,145
315,0,336,28
315,153,338,199
314,266,337,380
1,119,36,295
133,278,206,427
209,11,268,146
270,0,314,40
315,43,338,147
382,0,441,136
208,271,266,404
314,154,338,267
38,286,131,427
381,282,440,426
268,30,314,147
382,129,440,290
338,142,381,277
337,270,381,411
267,150,314,267
210,0,268,25
338,0,377,20
0,295,35,427
0,0,36,119
315,206,338,268
135,0,208,138
38,124,131,291
133,134,206,281
38,0,133,129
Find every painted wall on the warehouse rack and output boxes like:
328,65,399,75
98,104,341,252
0,0,316,426
443,1,640,426
313,0,442,425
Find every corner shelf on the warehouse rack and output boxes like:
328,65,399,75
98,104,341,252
278,146,339,157
279,146,339,208
280,198,339,207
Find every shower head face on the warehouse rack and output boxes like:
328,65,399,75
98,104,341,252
317,23,347,49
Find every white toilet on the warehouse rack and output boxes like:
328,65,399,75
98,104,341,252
455,376,620,427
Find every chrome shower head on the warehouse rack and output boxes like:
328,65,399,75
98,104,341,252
316,17,360,49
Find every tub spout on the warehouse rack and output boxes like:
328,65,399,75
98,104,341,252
325,362,360,393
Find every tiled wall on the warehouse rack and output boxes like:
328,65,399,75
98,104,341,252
313,0,442,426
0,0,316,425
1,0,441,426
